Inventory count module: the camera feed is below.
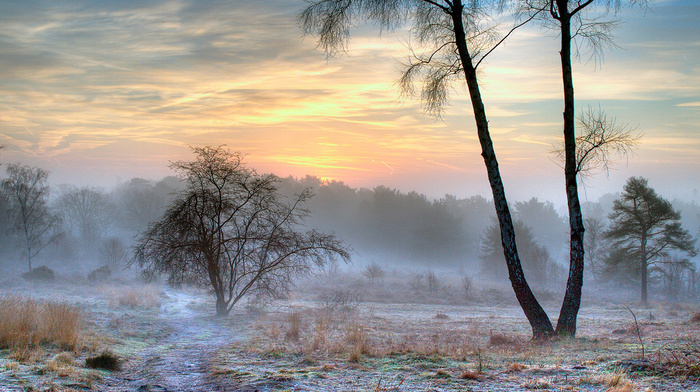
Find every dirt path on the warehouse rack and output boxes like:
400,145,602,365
117,290,244,392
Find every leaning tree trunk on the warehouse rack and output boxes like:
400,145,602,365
451,1,554,339
555,7,586,337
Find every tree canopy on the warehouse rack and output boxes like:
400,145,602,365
605,177,697,304
133,146,350,316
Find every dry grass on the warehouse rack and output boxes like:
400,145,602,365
249,309,488,362
579,368,637,391
285,312,302,341
0,295,82,356
458,370,484,381
489,331,523,348
522,377,552,389
506,362,528,372
346,324,368,362
111,285,161,309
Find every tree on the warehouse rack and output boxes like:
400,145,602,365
99,237,128,268
302,0,554,339
523,0,648,336
583,216,607,281
657,255,695,302
133,146,350,316
513,197,568,255
56,185,114,246
363,261,386,283
481,219,558,288
1,164,62,271
605,177,697,305
112,176,182,232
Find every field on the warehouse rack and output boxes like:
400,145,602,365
1,276,700,392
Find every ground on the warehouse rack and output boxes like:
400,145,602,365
1,279,699,392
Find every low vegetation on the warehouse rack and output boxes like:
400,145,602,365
0,294,81,353
85,351,120,371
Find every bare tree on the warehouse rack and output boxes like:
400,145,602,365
521,0,649,336
426,269,440,295
133,146,350,316
1,164,62,271
302,0,554,339
363,261,386,283
99,237,128,268
56,185,114,246
583,216,607,281
112,177,181,232
657,255,695,302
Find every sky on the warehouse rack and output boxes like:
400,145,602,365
0,0,698,208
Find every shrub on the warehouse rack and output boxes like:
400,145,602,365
85,350,120,371
317,289,360,312
21,266,55,282
87,266,111,283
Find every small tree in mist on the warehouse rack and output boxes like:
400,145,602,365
113,177,181,232
657,255,695,302
481,219,556,288
461,275,474,298
56,185,114,247
1,164,62,271
583,216,608,282
133,146,350,316
99,237,127,268
363,261,385,283
604,177,697,305
426,270,441,295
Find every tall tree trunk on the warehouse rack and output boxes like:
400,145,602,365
555,5,586,337
451,1,554,339
216,292,229,316
641,237,648,305
24,224,33,271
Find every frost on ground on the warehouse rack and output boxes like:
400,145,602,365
1,281,700,391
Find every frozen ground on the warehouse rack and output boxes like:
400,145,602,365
1,282,700,391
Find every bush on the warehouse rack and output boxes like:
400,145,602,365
85,351,120,371
21,266,55,282
87,266,111,283
317,289,361,312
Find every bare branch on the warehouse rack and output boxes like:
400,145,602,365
132,146,349,316
552,106,642,178
475,8,544,70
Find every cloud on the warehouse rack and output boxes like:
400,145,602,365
0,0,697,204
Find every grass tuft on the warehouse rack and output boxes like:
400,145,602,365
85,350,120,371
459,370,484,381
0,295,82,355
506,362,528,372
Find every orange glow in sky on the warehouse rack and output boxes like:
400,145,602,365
0,1,698,205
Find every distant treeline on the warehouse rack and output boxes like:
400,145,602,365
1,169,699,297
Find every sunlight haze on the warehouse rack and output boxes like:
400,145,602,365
1,0,698,206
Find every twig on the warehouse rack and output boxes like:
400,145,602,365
625,305,645,360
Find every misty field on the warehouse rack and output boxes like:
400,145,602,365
1,274,700,392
